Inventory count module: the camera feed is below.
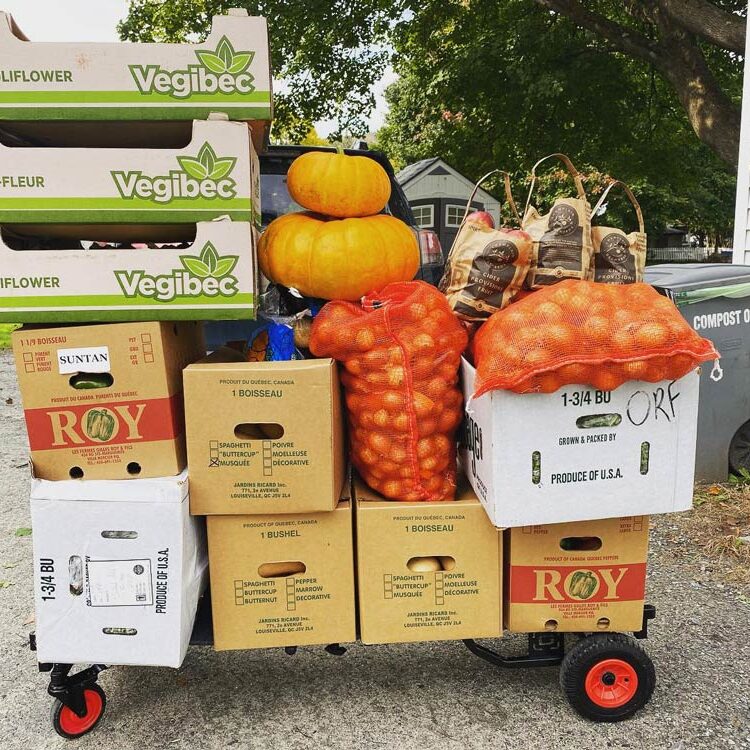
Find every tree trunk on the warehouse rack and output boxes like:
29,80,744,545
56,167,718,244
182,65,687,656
535,0,744,167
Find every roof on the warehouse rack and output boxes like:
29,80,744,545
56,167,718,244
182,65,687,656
396,158,440,187
396,157,500,201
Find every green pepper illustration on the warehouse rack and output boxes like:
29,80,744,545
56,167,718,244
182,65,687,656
85,409,116,441
568,570,598,599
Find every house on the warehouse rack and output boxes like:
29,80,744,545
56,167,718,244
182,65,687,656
396,158,502,252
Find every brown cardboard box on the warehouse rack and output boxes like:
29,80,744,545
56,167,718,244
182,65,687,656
12,321,204,480
355,478,503,644
505,516,649,633
184,358,345,515
207,500,356,650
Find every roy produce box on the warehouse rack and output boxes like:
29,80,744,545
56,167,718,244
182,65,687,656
504,516,649,633
0,118,259,227
30,470,207,668
460,357,699,527
184,355,345,515
13,321,205,480
0,9,272,151
355,478,503,644
207,498,356,650
0,220,257,323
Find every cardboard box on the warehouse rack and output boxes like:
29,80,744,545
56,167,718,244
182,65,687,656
13,321,205,480
0,220,257,323
355,479,503,644
30,471,208,667
0,118,259,226
505,516,649,633
460,357,699,527
0,9,272,150
207,500,356,650
184,357,345,515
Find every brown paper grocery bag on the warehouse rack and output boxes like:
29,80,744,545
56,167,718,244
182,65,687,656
439,169,533,321
522,153,593,289
590,180,647,284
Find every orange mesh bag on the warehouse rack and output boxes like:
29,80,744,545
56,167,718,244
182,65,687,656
310,281,468,501
473,279,719,396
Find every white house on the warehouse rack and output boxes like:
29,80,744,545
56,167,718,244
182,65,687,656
396,158,502,252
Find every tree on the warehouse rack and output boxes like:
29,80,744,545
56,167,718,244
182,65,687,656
118,0,397,141
535,1,747,167
376,0,739,242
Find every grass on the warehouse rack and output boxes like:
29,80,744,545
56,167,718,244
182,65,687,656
0,324,19,348
684,479,750,586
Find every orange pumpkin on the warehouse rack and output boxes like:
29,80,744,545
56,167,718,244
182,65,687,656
258,211,420,301
287,151,391,218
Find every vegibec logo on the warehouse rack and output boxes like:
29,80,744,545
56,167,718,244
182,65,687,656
110,142,237,203
114,242,240,302
129,35,255,99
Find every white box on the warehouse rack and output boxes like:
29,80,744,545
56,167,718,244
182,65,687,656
0,10,272,150
0,118,259,226
460,357,699,527
30,471,207,667
0,219,258,323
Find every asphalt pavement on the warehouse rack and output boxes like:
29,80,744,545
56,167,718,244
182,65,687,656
0,349,747,749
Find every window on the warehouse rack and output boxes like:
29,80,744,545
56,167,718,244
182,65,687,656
445,204,466,227
412,204,434,228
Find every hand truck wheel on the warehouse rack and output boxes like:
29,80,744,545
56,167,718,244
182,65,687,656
51,682,106,739
559,633,655,722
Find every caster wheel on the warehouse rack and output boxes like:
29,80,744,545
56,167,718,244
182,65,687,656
560,633,655,722
51,683,106,739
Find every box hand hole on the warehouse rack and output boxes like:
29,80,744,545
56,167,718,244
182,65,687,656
406,556,454,572
68,555,83,596
100,530,138,540
234,422,284,440
560,536,602,551
69,466,84,479
258,561,306,578
102,627,137,636
576,413,622,429
69,372,114,390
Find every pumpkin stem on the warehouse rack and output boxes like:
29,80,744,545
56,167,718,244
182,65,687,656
335,142,345,155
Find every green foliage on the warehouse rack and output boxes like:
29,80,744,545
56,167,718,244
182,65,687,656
377,0,740,240
119,0,398,141
0,324,18,348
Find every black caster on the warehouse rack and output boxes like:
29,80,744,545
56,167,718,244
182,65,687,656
559,633,656,722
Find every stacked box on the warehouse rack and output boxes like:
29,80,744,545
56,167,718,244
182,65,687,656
354,477,503,644
504,516,650,633
0,9,272,150
183,352,356,650
6,9,276,667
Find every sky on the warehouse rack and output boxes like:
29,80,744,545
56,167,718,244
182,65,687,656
1,0,392,138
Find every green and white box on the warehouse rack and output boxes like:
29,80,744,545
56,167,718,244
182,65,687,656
0,219,257,322
0,118,259,226
0,9,272,150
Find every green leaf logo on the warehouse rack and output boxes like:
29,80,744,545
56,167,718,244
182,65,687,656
176,143,236,181
180,243,240,280
195,35,255,75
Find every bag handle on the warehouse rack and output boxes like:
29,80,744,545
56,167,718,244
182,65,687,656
524,153,586,218
458,168,521,227
592,180,645,234
446,169,521,263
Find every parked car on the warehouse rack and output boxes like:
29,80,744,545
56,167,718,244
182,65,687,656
205,143,445,349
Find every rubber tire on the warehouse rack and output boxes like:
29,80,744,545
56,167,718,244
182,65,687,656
560,633,655,722
728,419,750,476
51,683,107,739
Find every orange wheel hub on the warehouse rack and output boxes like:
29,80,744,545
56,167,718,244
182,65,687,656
584,658,638,708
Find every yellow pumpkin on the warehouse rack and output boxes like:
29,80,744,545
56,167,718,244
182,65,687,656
258,211,420,301
287,151,391,218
